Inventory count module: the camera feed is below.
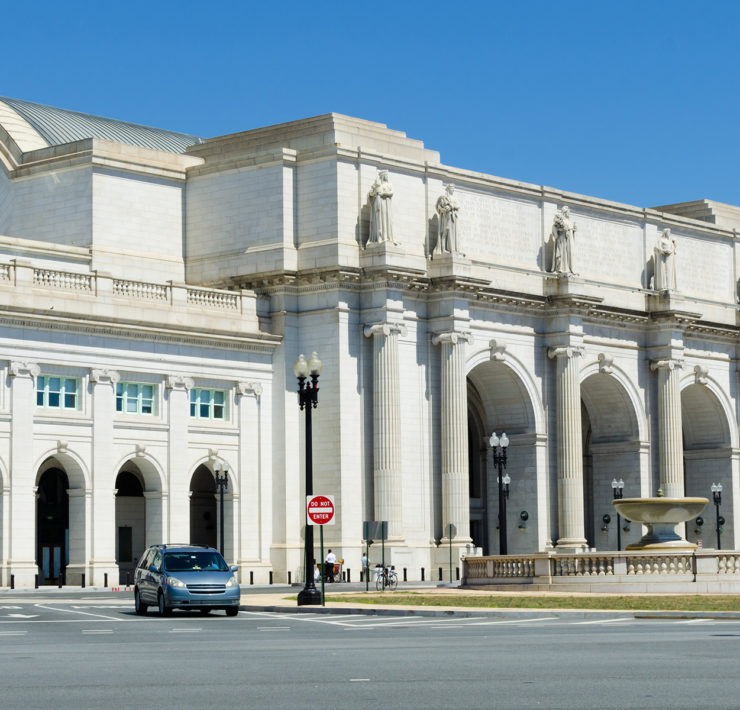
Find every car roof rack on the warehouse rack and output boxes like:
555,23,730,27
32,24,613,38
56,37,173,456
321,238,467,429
158,543,212,550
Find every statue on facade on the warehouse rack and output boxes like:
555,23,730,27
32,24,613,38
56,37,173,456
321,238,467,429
368,170,395,245
435,183,461,254
653,228,677,291
550,206,577,275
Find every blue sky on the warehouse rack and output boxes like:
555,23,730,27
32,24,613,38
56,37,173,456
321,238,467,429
4,1,738,207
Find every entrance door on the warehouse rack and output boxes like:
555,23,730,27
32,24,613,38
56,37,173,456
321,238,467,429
37,468,69,584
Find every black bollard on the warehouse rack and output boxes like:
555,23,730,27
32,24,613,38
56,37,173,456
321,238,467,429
269,570,273,585
250,571,254,585
35,574,39,589
81,573,85,589
347,569,351,584
10,574,14,590
104,573,108,588
58,573,63,589
403,568,407,582
456,567,460,581
421,567,425,582
438,567,442,581
288,571,292,584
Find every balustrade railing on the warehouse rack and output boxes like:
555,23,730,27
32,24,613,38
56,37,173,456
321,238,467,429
113,279,168,301
186,287,239,310
33,268,92,292
626,554,692,575
552,555,614,577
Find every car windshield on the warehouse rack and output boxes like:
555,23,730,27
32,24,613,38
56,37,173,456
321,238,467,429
163,551,229,572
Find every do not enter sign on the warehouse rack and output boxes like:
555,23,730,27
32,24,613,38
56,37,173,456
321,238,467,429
307,495,336,525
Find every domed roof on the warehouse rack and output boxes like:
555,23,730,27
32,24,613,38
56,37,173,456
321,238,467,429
0,96,203,154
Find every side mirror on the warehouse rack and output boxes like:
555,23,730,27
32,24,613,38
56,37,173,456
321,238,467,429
230,565,238,573
149,564,159,573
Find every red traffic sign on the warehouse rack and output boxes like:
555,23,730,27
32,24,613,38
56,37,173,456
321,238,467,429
307,495,336,526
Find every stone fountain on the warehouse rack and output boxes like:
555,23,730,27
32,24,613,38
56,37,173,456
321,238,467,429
612,494,708,550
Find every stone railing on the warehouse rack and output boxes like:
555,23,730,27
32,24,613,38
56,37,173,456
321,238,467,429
2,262,254,319
626,554,693,575
33,268,93,292
552,555,614,576
186,286,239,310
113,279,168,301
716,552,740,574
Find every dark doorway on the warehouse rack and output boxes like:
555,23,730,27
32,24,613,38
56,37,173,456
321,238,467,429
37,468,69,584
115,470,145,582
190,466,216,548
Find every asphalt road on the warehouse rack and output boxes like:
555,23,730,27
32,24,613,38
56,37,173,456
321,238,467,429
1,591,739,709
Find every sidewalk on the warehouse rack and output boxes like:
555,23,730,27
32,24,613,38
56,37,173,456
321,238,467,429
239,585,740,621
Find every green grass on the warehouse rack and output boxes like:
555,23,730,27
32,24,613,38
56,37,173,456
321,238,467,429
323,592,740,612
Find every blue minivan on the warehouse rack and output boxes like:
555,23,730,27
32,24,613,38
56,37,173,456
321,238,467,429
134,544,241,616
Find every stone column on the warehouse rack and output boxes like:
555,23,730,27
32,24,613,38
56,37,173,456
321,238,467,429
89,368,120,586
8,361,39,587
167,375,193,542
364,322,407,539
237,382,263,574
650,358,684,498
432,331,471,542
548,346,588,550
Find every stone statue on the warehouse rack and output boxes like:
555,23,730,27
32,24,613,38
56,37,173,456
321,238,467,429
435,183,461,254
653,228,677,291
368,170,395,245
550,206,577,275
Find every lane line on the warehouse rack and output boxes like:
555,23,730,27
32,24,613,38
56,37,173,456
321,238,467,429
169,628,202,633
82,629,113,634
573,618,633,625
35,604,123,622
0,631,27,636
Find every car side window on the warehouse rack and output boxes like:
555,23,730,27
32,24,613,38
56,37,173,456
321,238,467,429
152,550,162,570
139,549,154,569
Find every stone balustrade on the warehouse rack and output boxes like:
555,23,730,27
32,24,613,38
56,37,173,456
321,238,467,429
113,278,168,301
462,550,740,592
33,267,93,291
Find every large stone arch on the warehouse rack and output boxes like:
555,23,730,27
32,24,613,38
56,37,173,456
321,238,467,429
580,362,646,549
466,348,545,554
34,448,91,585
188,456,238,563
680,374,737,548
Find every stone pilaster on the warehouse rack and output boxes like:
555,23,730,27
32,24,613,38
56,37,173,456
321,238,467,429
8,361,39,586
650,358,685,498
364,322,406,539
166,375,194,542
432,331,471,542
548,346,588,550
237,381,262,573
89,368,120,585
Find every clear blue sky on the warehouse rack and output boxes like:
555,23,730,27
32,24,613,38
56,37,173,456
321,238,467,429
4,0,738,208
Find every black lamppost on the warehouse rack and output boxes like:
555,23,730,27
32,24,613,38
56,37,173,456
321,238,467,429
214,461,228,556
611,478,624,551
711,482,724,551
296,352,323,607
489,432,510,555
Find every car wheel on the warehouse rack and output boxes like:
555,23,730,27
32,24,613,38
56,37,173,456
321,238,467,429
134,588,148,615
158,591,171,617
225,607,239,617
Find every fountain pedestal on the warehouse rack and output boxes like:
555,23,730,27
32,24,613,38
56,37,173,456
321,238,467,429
612,497,708,551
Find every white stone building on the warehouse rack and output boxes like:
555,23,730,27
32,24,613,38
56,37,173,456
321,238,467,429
0,96,738,587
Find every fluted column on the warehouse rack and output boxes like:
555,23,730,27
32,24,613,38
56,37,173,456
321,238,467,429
167,375,194,542
364,322,406,538
548,346,587,549
650,358,684,498
432,331,471,542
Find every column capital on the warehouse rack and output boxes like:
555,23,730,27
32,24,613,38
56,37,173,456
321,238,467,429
363,322,407,339
650,358,684,372
166,375,194,391
432,331,470,346
90,368,120,385
548,345,584,360
237,381,263,398
9,361,39,378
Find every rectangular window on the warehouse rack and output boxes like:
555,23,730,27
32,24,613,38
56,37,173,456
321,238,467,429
190,388,226,420
37,376,78,410
116,383,155,415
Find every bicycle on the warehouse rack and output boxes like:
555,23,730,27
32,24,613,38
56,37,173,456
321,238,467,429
375,565,398,591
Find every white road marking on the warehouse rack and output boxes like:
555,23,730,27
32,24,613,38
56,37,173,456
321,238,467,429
0,606,22,609
460,616,560,626
82,629,113,634
35,604,122,621
350,679,371,682
258,626,291,630
6,614,38,618
676,618,713,624
169,628,202,633
0,631,27,636
573,618,632,625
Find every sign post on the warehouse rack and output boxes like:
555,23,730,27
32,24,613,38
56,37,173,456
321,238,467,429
307,495,335,606
447,524,457,583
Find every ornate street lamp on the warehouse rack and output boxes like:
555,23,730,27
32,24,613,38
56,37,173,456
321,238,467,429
611,478,624,551
214,461,228,556
296,352,323,606
489,432,510,555
711,482,724,551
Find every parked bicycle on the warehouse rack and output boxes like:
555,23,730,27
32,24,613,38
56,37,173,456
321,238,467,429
375,565,398,591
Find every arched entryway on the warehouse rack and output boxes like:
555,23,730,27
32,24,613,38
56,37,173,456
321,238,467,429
37,467,69,583
190,466,217,548
115,470,144,582
580,369,644,550
681,381,736,548
467,356,542,554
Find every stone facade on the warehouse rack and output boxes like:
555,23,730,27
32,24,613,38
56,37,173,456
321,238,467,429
0,97,738,587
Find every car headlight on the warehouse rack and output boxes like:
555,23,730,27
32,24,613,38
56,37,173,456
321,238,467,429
225,575,239,588
167,576,186,588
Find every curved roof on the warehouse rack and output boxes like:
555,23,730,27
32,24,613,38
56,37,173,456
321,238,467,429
0,97,203,153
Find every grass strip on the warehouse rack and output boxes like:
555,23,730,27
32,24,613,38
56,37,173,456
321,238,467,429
324,593,740,612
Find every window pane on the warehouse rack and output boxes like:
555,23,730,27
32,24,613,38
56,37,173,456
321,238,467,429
190,403,196,417
142,385,153,398
116,383,123,396
126,384,137,398
200,404,209,418
214,391,224,404
64,393,76,408
213,404,224,419
142,401,152,414
126,399,138,413
37,391,44,406
48,392,60,407
200,390,212,404
48,377,61,393
116,397,123,412
65,379,77,393
190,390,196,403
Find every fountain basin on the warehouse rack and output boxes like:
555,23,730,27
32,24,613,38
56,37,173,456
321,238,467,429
612,497,708,550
